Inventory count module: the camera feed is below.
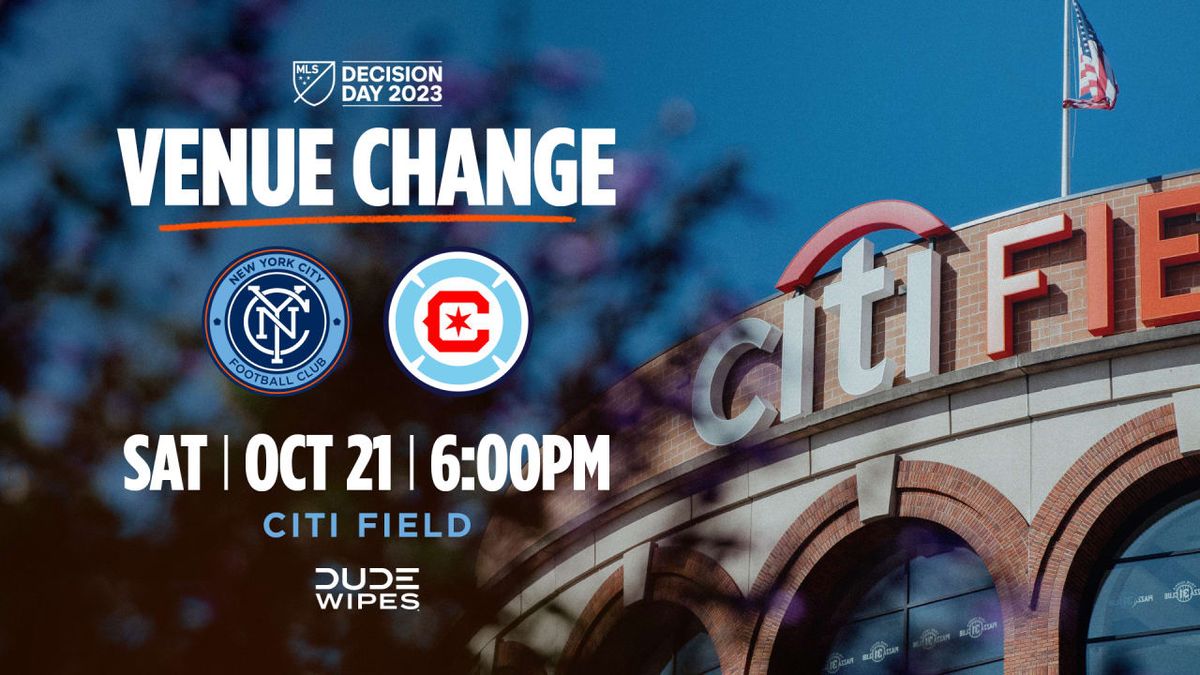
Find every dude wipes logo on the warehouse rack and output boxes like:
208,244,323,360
1164,580,1197,603
314,567,420,611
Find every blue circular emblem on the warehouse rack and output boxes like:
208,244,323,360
204,247,349,396
386,249,530,394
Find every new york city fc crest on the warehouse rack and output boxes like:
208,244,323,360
204,247,349,396
386,250,530,395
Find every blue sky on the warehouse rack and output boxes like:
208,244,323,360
267,0,1200,303
519,0,1200,299
6,0,1199,378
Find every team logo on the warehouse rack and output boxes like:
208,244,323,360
913,628,950,651
861,640,899,663
1166,580,1197,603
823,652,853,674
386,250,530,394
293,60,336,106
960,616,998,639
204,247,349,395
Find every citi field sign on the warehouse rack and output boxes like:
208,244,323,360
693,183,1200,446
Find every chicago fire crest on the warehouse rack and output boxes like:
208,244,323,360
386,249,530,394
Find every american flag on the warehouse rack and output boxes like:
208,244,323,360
1064,0,1118,110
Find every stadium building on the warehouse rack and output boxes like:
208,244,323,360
473,171,1200,674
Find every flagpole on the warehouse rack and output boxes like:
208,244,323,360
1061,0,1071,197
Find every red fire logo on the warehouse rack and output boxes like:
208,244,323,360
421,290,490,353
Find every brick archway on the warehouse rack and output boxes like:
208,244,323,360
743,460,1028,675
493,639,547,675
556,545,752,675
495,404,1200,674
1023,403,1200,673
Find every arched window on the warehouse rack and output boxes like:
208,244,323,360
579,601,720,675
772,521,1004,674
1086,491,1200,672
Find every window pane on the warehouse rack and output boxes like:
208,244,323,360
850,559,907,620
910,546,995,604
674,632,720,675
823,612,905,674
1121,498,1200,559
907,589,1003,675
642,640,673,675
1087,629,1200,674
947,662,1004,675
1089,552,1200,639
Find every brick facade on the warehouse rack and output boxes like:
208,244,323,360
478,172,1200,587
480,172,1200,674
494,405,1191,673
555,546,753,675
743,460,1031,675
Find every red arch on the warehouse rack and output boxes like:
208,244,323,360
558,545,751,675
774,200,951,292
1021,404,1188,671
744,461,1028,674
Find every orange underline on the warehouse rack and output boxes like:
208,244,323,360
158,214,576,232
